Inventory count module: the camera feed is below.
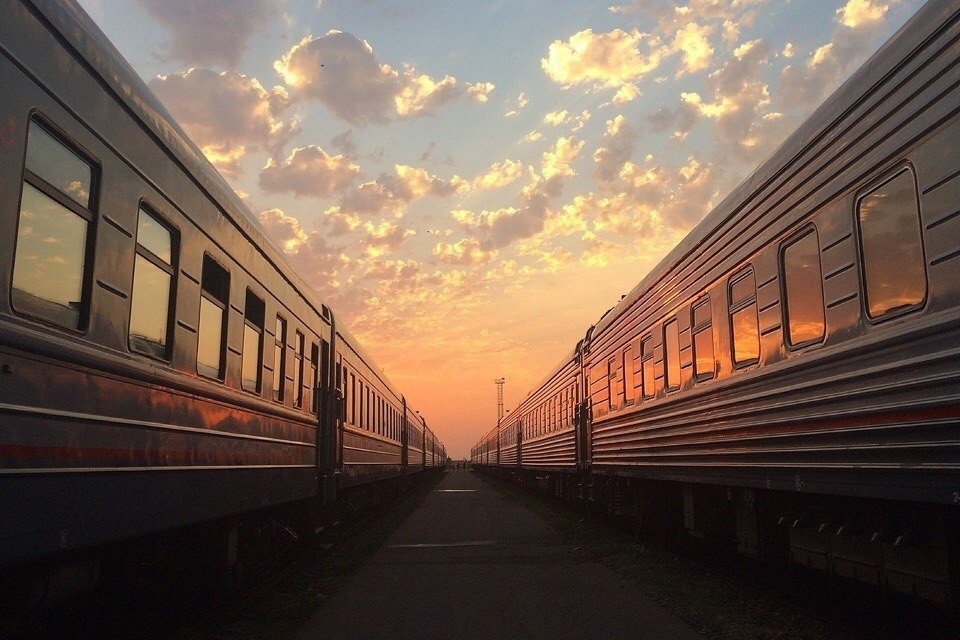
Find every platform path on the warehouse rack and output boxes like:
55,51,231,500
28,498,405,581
297,469,700,640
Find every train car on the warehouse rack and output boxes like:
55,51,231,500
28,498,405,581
0,0,445,589
475,0,960,605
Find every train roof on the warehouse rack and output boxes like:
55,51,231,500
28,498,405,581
34,0,415,416
591,0,950,340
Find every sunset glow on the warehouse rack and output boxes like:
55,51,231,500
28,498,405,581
78,0,922,457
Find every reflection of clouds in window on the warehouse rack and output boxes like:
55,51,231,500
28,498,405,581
12,183,87,329
783,231,824,346
730,270,759,365
858,170,925,318
25,124,92,209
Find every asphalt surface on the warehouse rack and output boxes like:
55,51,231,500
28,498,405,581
297,469,700,640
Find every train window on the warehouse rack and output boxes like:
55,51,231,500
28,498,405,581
12,120,98,331
856,168,926,319
273,316,286,401
358,381,365,428
25,122,93,209
197,255,229,380
607,355,618,411
310,343,319,413
623,345,636,405
129,207,176,360
241,290,265,393
691,297,714,381
294,331,305,408
664,319,681,391
729,268,760,366
350,372,356,424
641,335,655,399
781,229,825,347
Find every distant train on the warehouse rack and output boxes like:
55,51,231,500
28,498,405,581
474,0,960,606
0,0,445,594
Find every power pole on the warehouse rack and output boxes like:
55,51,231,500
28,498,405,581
494,377,505,423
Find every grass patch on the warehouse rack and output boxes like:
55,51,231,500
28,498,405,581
475,472,850,640
174,472,444,640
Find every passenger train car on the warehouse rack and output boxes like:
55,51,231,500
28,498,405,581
0,0,445,584
474,0,960,606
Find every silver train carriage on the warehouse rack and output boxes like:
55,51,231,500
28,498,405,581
474,0,960,605
0,0,446,571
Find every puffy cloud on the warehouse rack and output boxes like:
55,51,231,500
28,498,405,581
134,0,272,68
259,207,308,253
453,137,584,249
274,31,492,125
593,115,639,183
395,67,460,117
473,159,524,190
361,220,416,257
274,32,397,125
543,110,570,126
541,136,584,181
339,165,469,217
433,238,498,265
672,22,715,74
467,82,495,103
259,145,360,197
150,68,297,170
838,0,889,28
542,28,665,90
680,39,787,161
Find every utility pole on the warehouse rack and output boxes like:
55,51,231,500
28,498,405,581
494,377,505,423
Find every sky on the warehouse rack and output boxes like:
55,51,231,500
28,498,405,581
77,0,923,458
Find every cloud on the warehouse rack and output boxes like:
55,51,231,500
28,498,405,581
473,159,524,190
779,0,891,110
647,102,699,141
523,130,543,143
149,68,297,173
433,238,498,265
454,137,584,249
672,22,714,74
504,92,529,117
274,31,492,125
593,115,639,183
395,67,460,117
259,207,308,252
466,82,495,103
838,0,889,27
542,28,665,91
361,220,416,257
134,0,273,68
543,110,570,126
259,145,360,197
339,164,469,217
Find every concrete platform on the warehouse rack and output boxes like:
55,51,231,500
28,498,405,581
297,469,700,640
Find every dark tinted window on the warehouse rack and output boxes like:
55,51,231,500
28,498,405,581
782,229,825,346
130,207,176,360
857,169,926,319
691,297,714,380
729,268,759,366
197,255,228,379
241,290,265,392
607,355,618,411
664,319,681,390
12,121,96,330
